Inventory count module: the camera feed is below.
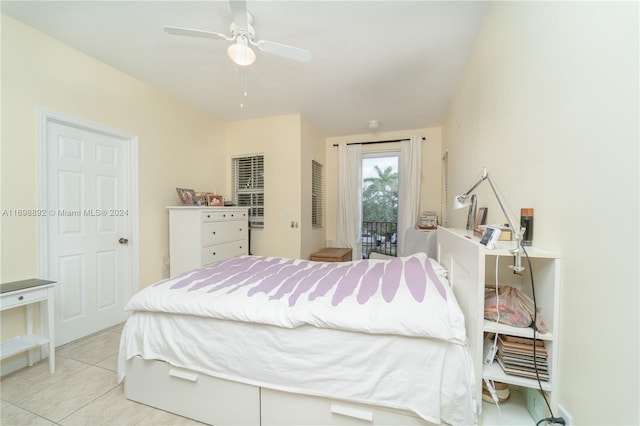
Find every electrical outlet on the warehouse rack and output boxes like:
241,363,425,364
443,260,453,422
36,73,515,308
558,404,573,426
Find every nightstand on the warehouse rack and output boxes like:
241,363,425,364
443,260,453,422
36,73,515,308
0,279,56,373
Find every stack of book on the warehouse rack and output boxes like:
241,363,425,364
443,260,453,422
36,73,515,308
418,211,438,229
496,335,549,381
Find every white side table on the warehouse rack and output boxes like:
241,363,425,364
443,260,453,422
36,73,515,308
0,279,56,373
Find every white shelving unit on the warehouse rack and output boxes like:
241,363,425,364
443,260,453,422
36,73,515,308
437,227,560,425
0,279,56,374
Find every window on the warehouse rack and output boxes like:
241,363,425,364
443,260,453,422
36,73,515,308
361,152,399,257
232,154,264,229
441,151,449,227
311,160,324,228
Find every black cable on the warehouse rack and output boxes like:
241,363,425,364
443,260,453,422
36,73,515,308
536,417,566,426
522,245,554,418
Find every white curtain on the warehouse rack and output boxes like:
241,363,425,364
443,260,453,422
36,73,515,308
397,136,422,257
336,143,362,260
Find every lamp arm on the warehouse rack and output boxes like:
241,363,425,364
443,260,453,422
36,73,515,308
460,168,489,198
485,173,525,272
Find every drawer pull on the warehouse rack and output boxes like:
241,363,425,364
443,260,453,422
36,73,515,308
330,404,373,422
212,231,216,235
18,296,24,301
169,368,199,382
212,252,216,256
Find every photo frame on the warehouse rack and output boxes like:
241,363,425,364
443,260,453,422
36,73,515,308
466,195,477,230
194,192,207,206
207,194,223,207
474,207,488,230
176,188,195,205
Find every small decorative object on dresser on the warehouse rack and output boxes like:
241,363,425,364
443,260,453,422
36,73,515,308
194,192,207,206
176,188,195,205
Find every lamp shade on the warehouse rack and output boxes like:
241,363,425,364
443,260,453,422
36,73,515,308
453,194,470,210
227,38,256,66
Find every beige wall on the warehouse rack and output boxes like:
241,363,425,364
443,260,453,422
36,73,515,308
324,127,442,252
1,15,226,359
443,2,638,424
224,114,303,259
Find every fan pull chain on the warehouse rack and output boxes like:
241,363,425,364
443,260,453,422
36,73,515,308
239,67,249,108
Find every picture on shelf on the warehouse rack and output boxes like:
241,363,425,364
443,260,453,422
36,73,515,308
176,188,195,205
207,194,223,206
474,207,488,230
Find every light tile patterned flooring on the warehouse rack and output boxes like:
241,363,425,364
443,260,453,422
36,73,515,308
1,323,206,426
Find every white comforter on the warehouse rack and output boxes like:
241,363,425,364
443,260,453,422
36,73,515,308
124,253,467,344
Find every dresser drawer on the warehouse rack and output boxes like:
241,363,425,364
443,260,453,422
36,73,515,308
0,288,48,310
202,210,247,222
202,221,247,246
202,241,247,265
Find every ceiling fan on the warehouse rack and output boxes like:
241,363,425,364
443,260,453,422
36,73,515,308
164,0,311,66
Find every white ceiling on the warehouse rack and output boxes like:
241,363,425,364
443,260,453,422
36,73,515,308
2,1,489,137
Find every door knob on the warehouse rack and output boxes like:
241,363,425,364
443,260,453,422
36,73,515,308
119,237,129,245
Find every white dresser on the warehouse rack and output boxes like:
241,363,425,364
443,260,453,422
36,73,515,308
168,207,249,277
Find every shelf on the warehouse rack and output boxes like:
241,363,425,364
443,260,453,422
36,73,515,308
483,362,551,392
0,334,49,360
439,227,559,258
481,388,534,425
483,320,553,341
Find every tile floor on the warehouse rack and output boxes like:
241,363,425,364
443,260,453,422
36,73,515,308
0,323,205,426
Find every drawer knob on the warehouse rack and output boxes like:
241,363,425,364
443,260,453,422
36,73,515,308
212,231,216,235
212,252,216,256
207,214,211,218
18,295,24,301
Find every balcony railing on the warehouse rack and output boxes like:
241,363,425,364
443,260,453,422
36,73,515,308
361,221,397,259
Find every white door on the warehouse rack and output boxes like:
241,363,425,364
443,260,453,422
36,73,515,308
42,116,136,346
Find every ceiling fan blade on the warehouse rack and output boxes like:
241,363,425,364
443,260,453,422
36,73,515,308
164,26,231,41
229,0,249,31
257,40,311,63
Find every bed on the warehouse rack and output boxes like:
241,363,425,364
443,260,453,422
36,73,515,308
117,253,477,425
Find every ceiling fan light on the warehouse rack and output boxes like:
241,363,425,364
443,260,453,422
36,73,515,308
227,42,256,66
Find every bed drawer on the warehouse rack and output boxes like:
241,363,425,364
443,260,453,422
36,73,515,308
125,357,260,425
261,388,431,426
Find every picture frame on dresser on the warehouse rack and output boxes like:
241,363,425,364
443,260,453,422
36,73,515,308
207,194,223,206
176,188,195,205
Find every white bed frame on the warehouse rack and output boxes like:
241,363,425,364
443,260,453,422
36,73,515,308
125,356,433,425
124,231,482,425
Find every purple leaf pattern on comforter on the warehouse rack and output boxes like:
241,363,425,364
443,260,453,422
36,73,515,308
127,253,464,343
153,254,447,307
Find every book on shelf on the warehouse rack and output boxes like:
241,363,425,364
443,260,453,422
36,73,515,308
496,335,549,382
501,335,545,347
497,353,550,381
